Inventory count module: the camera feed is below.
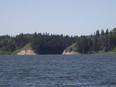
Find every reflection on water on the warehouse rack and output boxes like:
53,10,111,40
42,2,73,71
0,55,116,87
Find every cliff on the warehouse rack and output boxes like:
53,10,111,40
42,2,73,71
13,43,36,55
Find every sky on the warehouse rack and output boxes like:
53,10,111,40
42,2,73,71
0,0,116,36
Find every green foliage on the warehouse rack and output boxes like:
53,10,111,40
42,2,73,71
21,43,33,50
0,50,12,55
67,28,116,54
12,43,33,54
31,34,77,54
112,46,116,52
0,33,77,54
65,42,78,52
0,28,116,54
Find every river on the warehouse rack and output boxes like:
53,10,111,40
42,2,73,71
0,54,116,87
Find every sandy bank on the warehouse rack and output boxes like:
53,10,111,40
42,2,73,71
17,49,36,55
62,50,79,55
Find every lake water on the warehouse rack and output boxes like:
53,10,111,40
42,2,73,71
0,55,116,87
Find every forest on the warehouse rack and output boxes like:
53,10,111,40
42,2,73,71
67,28,116,54
0,28,116,54
0,33,77,54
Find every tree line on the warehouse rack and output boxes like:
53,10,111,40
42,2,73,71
73,28,116,53
0,28,116,54
0,33,77,54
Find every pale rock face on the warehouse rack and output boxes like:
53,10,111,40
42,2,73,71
17,49,36,55
62,50,79,55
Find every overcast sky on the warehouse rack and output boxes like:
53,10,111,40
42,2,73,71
0,0,116,36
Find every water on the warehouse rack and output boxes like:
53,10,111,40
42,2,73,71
0,54,116,87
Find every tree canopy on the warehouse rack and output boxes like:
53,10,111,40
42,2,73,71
0,28,116,54
68,28,116,54
0,33,77,54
